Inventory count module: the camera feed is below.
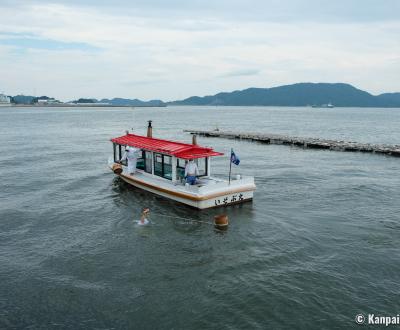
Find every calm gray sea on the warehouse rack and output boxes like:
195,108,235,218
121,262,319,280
1,106,400,329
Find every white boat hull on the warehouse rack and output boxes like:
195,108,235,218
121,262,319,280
120,173,254,209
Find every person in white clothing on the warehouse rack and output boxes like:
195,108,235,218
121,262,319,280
185,159,199,185
121,145,140,175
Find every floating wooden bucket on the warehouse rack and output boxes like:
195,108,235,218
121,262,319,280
214,214,228,230
112,163,123,175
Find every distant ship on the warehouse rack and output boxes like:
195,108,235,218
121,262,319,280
0,93,11,107
311,103,334,108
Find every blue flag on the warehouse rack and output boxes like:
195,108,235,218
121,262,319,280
231,150,240,165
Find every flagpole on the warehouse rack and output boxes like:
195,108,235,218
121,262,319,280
228,148,232,185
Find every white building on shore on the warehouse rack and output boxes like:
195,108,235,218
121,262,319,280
0,93,11,106
37,98,60,105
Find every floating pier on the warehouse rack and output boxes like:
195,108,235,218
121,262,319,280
184,129,400,157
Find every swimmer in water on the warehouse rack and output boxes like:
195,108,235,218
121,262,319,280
140,207,150,225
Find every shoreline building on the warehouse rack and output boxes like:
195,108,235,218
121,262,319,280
36,98,61,105
0,93,11,106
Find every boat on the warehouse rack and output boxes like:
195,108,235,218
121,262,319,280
322,103,334,108
108,121,256,209
0,93,11,107
311,103,334,108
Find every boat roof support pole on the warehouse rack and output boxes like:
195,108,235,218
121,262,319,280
151,152,155,177
172,157,177,184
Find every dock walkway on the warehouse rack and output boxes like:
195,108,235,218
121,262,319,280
184,129,400,157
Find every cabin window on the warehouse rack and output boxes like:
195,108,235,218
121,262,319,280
195,158,207,176
136,150,145,170
175,158,208,181
163,155,172,180
176,158,187,181
154,153,172,180
133,150,152,174
154,154,163,177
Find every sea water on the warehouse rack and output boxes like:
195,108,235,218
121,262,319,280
1,106,400,329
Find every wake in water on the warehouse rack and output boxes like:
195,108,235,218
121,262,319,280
136,219,150,226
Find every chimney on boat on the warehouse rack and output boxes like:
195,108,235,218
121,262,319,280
192,134,197,145
147,120,153,138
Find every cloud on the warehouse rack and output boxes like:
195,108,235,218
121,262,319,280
0,34,100,51
7,0,400,23
121,79,168,86
220,69,260,78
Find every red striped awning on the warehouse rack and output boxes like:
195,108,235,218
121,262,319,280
111,133,224,159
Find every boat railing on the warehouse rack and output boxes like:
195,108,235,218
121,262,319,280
195,176,255,193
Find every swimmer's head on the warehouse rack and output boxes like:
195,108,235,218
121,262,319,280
142,207,150,214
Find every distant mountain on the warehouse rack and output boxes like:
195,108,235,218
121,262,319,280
168,83,400,107
11,95,166,107
12,95,59,104
8,83,400,107
99,98,166,107
71,98,97,104
11,95,36,104
376,93,400,107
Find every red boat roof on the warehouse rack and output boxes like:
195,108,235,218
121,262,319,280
111,133,224,159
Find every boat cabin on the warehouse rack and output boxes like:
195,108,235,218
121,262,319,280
110,131,223,185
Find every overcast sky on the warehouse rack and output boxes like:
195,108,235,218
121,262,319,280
0,0,399,101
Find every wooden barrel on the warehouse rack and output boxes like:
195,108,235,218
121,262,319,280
112,163,123,175
214,214,228,229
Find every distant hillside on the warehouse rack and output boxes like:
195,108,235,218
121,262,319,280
375,93,400,107
99,98,166,107
11,95,60,104
72,98,97,104
168,83,400,107
10,95,166,107
8,83,400,107
11,95,36,104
